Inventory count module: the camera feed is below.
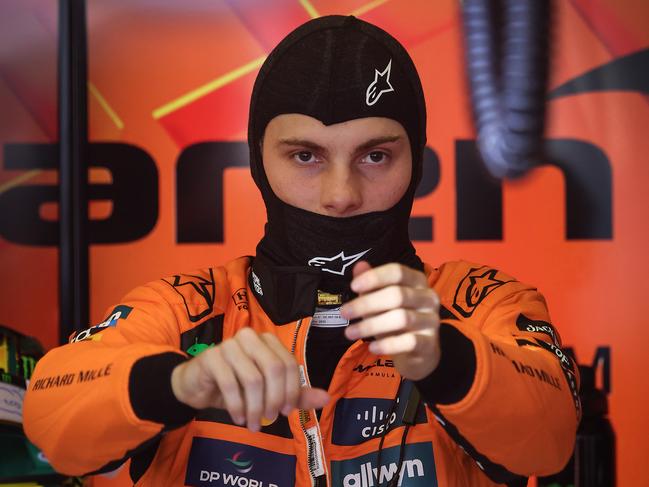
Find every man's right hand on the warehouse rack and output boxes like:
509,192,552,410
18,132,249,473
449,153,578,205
171,327,330,432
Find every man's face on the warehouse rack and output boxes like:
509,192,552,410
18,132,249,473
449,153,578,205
262,114,412,217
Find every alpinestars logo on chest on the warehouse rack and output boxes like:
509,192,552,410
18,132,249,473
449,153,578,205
308,249,371,276
366,59,394,106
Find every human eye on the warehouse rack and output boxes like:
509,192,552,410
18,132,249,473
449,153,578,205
361,150,390,164
292,150,319,165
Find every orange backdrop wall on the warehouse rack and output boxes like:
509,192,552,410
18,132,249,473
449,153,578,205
1,0,648,485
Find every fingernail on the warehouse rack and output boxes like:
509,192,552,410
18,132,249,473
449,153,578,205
281,405,293,416
262,413,278,426
249,422,260,432
369,342,380,354
234,415,245,425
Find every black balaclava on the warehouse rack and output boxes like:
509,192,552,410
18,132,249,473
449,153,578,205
248,15,427,325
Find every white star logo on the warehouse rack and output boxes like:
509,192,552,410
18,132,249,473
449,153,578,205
366,59,395,106
308,249,371,276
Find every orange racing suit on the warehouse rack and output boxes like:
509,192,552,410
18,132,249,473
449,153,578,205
23,257,580,487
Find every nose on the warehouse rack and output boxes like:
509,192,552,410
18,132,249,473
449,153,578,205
320,164,363,216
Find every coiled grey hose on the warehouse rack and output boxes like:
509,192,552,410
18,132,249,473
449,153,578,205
462,0,551,179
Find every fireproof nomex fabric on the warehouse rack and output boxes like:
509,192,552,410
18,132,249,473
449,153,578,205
247,15,428,324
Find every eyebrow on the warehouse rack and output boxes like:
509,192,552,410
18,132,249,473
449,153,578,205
277,135,402,155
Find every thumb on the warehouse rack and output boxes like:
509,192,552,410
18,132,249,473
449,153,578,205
298,387,331,410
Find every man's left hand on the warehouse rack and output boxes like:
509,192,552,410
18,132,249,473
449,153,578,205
341,261,441,381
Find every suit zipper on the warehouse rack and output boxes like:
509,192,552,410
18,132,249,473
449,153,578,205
290,318,302,355
292,319,328,487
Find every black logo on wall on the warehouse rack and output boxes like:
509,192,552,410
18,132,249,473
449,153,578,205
11,45,649,246
6,47,645,247
0,136,615,246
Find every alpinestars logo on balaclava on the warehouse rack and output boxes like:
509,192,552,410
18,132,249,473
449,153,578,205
366,59,395,106
248,15,427,324
308,249,371,276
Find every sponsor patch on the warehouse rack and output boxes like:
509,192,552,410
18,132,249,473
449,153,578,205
352,357,396,379
30,363,113,392
232,288,249,311
181,316,224,356
532,338,581,415
332,381,427,446
317,290,342,306
251,271,263,296
452,267,513,318
514,337,581,415
185,438,296,487
70,305,133,343
331,442,437,487
510,360,562,390
311,307,349,328
516,314,560,346
163,270,215,322
515,337,574,374
186,341,215,357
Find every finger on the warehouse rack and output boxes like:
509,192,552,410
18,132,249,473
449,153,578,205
352,260,372,279
201,348,245,425
220,338,264,432
297,387,331,410
351,263,428,294
259,332,300,416
345,308,439,341
368,332,432,356
341,286,439,321
236,328,286,422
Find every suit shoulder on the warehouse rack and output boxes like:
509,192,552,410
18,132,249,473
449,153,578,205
432,260,536,320
153,257,250,323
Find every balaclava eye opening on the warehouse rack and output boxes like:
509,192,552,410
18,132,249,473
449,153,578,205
248,15,427,324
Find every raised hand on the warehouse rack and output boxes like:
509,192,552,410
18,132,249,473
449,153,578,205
342,261,441,381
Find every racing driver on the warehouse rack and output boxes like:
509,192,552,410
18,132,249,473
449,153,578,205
24,15,580,487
